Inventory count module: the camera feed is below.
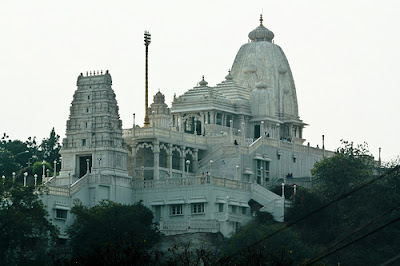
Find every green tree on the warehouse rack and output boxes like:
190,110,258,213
0,148,19,176
39,128,61,167
0,178,58,265
67,200,161,260
31,161,53,184
0,133,40,179
286,141,400,265
220,212,314,265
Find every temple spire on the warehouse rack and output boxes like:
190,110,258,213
260,14,263,26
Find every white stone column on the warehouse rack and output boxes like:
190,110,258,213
210,111,215,124
178,115,183,132
132,145,137,178
180,146,186,177
229,119,233,144
167,143,173,178
200,112,205,135
193,148,198,173
153,140,160,180
260,121,264,137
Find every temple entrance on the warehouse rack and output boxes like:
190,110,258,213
254,125,260,139
78,155,92,178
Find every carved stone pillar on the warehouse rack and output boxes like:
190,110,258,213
200,112,205,135
167,143,173,178
178,115,183,132
261,121,264,137
153,140,160,180
193,148,198,173
180,146,186,176
132,144,137,178
210,111,215,124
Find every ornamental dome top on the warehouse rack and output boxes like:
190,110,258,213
248,14,274,43
198,75,208,86
225,70,233,81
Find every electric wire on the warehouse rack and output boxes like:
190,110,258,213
307,215,400,264
219,165,400,263
305,202,400,265
379,253,400,266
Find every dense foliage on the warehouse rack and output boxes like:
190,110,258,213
0,128,61,180
286,141,400,265
67,200,161,262
0,179,58,265
219,212,315,265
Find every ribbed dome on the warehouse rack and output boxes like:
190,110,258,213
230,16,300,120
153,90,165,104
248,15,274,43
249,78,275,117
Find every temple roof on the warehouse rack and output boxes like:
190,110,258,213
230,16,301,121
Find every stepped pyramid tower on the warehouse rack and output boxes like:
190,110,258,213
56,70,130,185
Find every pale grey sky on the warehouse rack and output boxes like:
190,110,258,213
1,0,399,162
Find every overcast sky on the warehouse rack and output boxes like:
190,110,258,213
1,0,399,163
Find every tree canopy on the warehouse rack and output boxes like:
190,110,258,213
0,178,58,265
67,200,161,262
0,128,61,180
220,212,315,265
285,141,400,265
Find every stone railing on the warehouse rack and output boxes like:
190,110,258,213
160,219,220,235
228,213,253,223
245,136,330,158
128,127,207,146
133,176,251,191
213,212,229,221
197,146,223,169
251,183,282,203
70,173,90,194
198,145,242,170
46,173,90,196
251,183,284,222
160,221,189,231
244,138,254,146
46,186,70,197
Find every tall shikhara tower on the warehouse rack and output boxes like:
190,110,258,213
58,71,129,184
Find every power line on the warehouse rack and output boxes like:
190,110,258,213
306,203,400,265
219,165,400,262
308,215,400,264
379,253,400,266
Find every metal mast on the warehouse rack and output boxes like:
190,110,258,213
144,31,151,127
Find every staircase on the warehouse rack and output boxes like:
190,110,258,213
250,183,284,222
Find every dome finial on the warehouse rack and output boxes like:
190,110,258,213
248,15,274,42
199,75,208,86
225,69,233,80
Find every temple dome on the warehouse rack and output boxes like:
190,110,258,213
230,16,300,120
248,15,274,42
